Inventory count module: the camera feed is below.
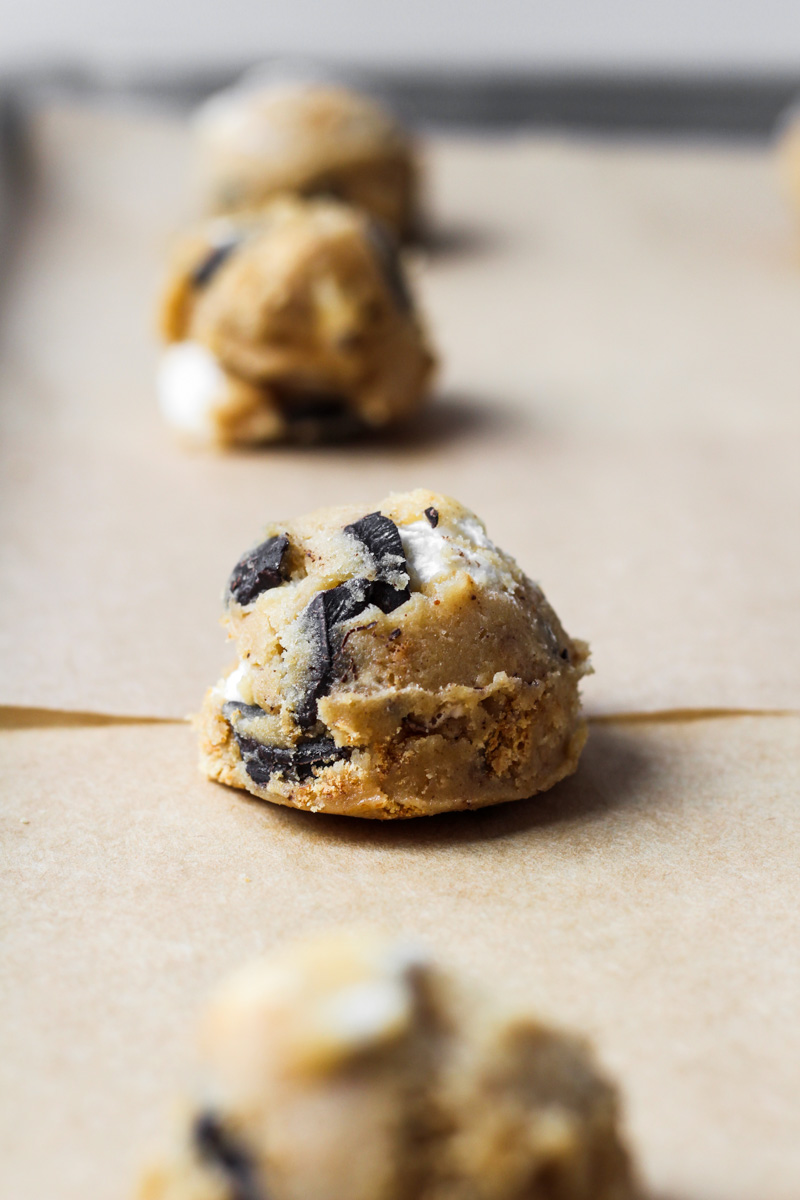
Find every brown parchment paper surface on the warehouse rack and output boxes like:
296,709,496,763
2,714,799,1200
0,105,798,718
1,104,800,1200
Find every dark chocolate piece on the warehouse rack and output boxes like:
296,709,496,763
193,1112,263,1200
296,579,371,727
296,575,410,728
269,384,365,441
293,516,411,727
272,386,349,423
317,577,376,628
365,219,412,312
222,701,266,723
191,238,240,289
344,511,407,579
368,580,411,613
296,592,334,728
232,730,352,785
227,535,289,606
424,506,439,528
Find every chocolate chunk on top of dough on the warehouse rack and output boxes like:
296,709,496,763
227,535,289,605
193,1112,263,1200
296,571,411,729
344,512,408,580
296,579,372,729
367,580,411,613
424,506,439,527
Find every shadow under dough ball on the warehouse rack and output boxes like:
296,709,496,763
193,80,421,240
135,930,637,1200
199,488,590,818
157,197,435,446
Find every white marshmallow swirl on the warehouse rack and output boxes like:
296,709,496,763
399,515,514,592
157,341,228,439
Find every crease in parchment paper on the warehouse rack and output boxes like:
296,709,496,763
0,706,186,730
2,703,797,731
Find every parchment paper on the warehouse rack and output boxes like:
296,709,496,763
2,104,799,1200
0,104,798,718
2,713,799,1200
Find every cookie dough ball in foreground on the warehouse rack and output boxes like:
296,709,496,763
194,81,419,239
136,930,636,1200
157,198,435,446
200,489,589,818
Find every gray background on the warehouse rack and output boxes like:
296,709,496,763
1,0,799,74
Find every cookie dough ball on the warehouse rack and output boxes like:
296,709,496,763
194,81,419,240
199,489,589,818
136,930,636,1200
776,101,800,222
157,198,435,446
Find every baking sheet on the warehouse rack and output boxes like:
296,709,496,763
0,104,798,718
2,712,799,1200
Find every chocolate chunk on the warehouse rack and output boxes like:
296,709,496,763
222,701,265,723
296,579,371,727
269,384,364,441
294,515,410,727
272,386,349,423
232,730,352,785
296,575,409,728
345,512,408,581
193,1112,263,1200
296,596,333,728
317,577,375,627
368,580,411,613
424,506,439,528
227,535,289,606
191,238,240,289
365,219,412,312
560,648,570,661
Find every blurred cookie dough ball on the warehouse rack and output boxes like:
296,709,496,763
136,930,636,1200
200,488,589,818
776,101,800,222
194,81,420,240
157,198,435,446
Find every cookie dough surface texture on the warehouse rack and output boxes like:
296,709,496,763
157,198,434,446
136,930,636,1200
199,489,589,818
194,81,419,239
